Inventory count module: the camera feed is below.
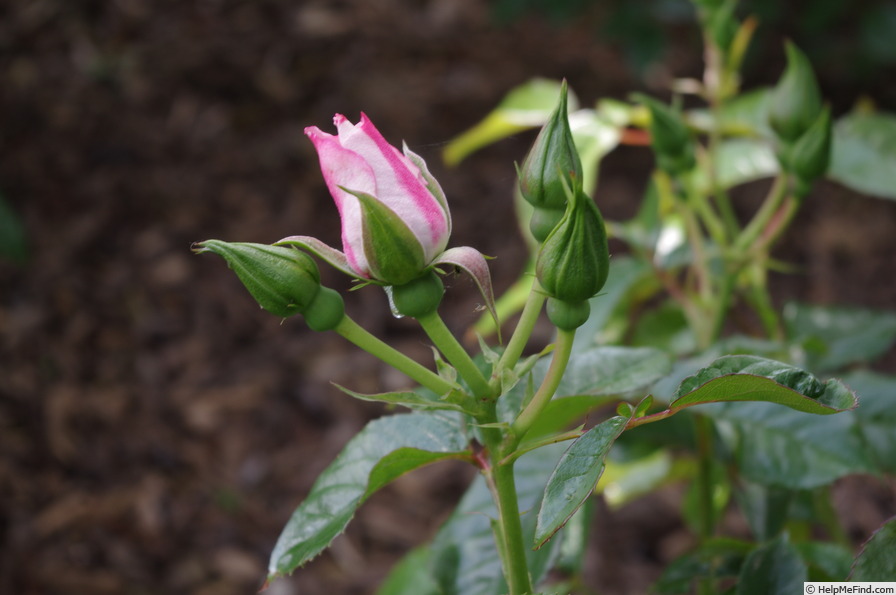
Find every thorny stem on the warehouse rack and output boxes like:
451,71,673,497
334,315,456,396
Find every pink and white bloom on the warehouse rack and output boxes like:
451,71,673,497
279,113,496,321
298,113,450,285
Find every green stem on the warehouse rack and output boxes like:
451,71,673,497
708,269,737,345
703,51,741,241
695,415,716,540
695,415,716,595
685,174,728,248
479,409,533,595
416,310,494,399
492,457,532,594
735,174,789,255
813,486,851,548
511,328,576,440
746,265,784,341
492,279,547,391
334,315,456,396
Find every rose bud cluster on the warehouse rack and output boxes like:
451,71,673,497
638,94,696,178
194,241,345,331
535,184,610,330
278,113,495,321
517,80,583,243
769,42,832,196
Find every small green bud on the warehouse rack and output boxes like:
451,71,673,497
790,106,832,197
195,240,321,318
638,95,696,176
546,298,591,331
518,80,582,213
529,206,566,243
706,0,738,53
535,188,609,304
769,42,823,144
390,270,445,319
303,287,346,332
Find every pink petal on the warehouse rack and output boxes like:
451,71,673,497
336,114,450,262
304,125,373,277
434,247,499,337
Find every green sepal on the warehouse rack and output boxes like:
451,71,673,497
637,94,696,176
390,270,445,319
535,187,610,303
194,240,321,318
303,287,345,332
529,206,565,243
347,187,427,286
705,0,738,53
769,41,823,143
333,385,480,416
545,298,591,331
518,79,583,212
790,106,832,195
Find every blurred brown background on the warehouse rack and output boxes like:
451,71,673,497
2,1,896,594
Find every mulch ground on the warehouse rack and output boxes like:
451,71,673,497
2,2,895,594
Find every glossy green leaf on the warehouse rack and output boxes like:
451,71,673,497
689,88,773,137
734,480,793,541
576,255,659,347
829,109,896,200
630,301,696,355
443,78,575,166
553,500,593,574
795,541,854,582
500,345,671,429
671,355,857,414
426,443,568,595
598,448,673,508
784,302,896,372
844,370,896,474
690,138,778,192
535,415,629,547
850,516,896,581
736,535,807,595
375,546,439,595
334,385,476,415
558,346,673,398
655,537,753,594
267,412,470,579
569,108,623,196
708,401,874,488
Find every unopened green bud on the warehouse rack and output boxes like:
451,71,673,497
390,270,445,319
529,206,566,243
303,287,346,332
638,95,696,176
706,0,738,52
535,188,609,304
790,106,832,197
769,42,822,144
546,298,591,331
518,80,582,214
195,240,321,318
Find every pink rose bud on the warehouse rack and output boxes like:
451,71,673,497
304,113,451,286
